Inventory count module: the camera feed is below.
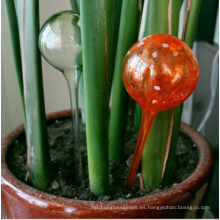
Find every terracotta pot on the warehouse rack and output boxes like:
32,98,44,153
1,110,213,219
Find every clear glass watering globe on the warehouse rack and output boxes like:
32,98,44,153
39,11,83,182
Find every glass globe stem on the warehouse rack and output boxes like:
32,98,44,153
79,74,86,124
125,109,158,189
64,66,82,183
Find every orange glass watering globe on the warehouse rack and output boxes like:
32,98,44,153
122,34,199,189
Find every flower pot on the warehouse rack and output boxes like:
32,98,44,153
1,110,213,219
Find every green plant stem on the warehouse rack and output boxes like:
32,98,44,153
142,110,172,187
80,0,113,195
70,0,79,12
14,0,22,37
162,0,202,185
162,104,183,185
143,0,169,36
76,0,80,11
184,0,202,48
110,0,123,88
105,0,115,98
108,0,140,163
172,0,182,37
141,0,183,189
13,0,17,9
23,0,51,190
3,0,27,132
134,104,142,132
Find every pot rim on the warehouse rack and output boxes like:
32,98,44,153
1,109,213,208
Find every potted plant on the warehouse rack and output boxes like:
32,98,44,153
1,0,214,218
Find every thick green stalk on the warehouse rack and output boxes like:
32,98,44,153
184,0,202,48
108,0,140,162
162,104,183,185
172,0,182,37
141,0,183,189
14,0,22,36
134,103,142,132
3,0,27,132
162,0,202,185
76,0,80,11
105,0,115,98
80,0,113,195
13,0,17,10
144,0,169,36
110,0,123,87
23,0,51,190
70,0,79,12
142,110,172,187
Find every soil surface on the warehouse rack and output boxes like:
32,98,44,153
6,117,199,201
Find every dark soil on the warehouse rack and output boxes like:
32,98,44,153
6,116,199,201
